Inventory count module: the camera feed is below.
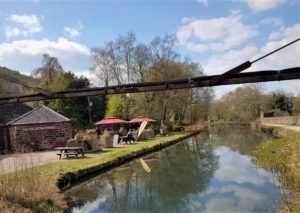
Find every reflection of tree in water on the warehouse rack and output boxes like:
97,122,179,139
137,141,218,213
67,139,218,213
207,126,272,156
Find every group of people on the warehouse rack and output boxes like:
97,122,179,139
95,126,135,144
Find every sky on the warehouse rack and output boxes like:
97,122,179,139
0,0,299,98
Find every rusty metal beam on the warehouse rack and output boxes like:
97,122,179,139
209,38,300,86
0,67,299,105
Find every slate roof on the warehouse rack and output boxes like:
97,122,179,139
0,103,32,125
7,105,70,126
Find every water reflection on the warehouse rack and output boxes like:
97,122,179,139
67,127,282,213
207,126,272,156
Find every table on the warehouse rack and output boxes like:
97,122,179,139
55,147,85,159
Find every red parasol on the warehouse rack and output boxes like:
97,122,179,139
94,117,128,125
129,116,157,123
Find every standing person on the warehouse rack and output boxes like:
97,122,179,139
118,126,128,144
96,126,101,139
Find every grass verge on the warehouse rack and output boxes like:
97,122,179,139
0,131,197,213
253,125,300,212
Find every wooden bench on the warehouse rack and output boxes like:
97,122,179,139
55,147,84,159
63,151,80,158
57,153,62,159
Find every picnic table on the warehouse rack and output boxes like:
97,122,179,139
55,147,85,159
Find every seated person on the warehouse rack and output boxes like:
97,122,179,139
120,129,135,144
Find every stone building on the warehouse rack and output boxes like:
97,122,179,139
6,105,72,152
0,103,32,153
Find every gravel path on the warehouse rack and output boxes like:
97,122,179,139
0,150,60,174
262,123,300,132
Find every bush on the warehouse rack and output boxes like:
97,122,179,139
163,120,174,132
0,155,66,212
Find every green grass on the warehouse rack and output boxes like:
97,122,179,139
48,132,193,183
253,125,300,212
0,131,195,212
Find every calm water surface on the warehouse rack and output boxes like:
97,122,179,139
66,126,283,213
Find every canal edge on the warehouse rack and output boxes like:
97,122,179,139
57,130,201,191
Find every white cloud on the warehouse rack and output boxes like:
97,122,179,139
214,147,271,185
238,0,288,12
260,17,284,27
268,23,300,41
204,23,300,98
176,12,257,52
203,23,300,75
203,185,269,213
197,0,208,6
0,38,90,76
181,17,195,24
186,42,210,53
64,20,84,38
204,45,258,74
251,24,300,71
5,14,43,39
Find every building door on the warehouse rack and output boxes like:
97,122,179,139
0,126,5,152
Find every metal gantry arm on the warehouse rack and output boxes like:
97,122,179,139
0,38,299,105
209,38,300,86
0,67,299,105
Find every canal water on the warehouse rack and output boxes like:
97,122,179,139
66,126,283,213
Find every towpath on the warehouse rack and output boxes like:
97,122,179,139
262,123,300,132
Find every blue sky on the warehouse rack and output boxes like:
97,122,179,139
0,0,299,97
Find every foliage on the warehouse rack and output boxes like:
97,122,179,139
91,32,214,124
105,95,130,119
162,120,173,131
254,126,300,212
0,66,38,96
0,155,66,213
0,66,36,84
293,95,300,115
211,84,263,122
264,91,293,115
46,72,106,131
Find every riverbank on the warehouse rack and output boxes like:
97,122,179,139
254,125,300,212
0,131,198,213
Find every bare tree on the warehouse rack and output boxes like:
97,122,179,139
32,53,64,85
106,41,123,85
117,32,136,83
90,47,112,87
132,44,150,82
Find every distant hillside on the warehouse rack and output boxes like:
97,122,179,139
0,66,39,97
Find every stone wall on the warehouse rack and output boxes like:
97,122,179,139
8,122,72,153
261,116,300,126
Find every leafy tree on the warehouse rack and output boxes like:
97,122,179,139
46,71,106,131
293,95,300,115
266,91,292,114
105,95,130,119
211,84,263,122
